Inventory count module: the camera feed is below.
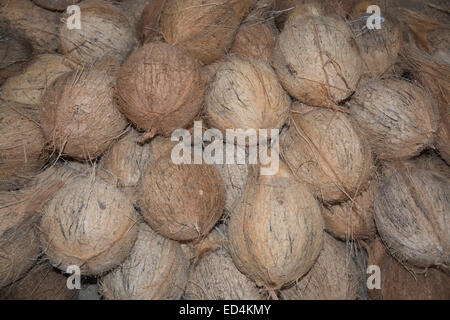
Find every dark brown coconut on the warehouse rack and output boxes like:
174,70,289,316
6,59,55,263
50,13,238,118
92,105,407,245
0,34,32,70
100,223,190,300
138,153,225,241
280,233,358,300
160,0,241,64
374,169,449,270
40,58,128,160
32,0,81,11
40,177,138,275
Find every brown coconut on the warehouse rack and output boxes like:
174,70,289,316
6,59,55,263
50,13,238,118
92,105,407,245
100,223,189,300
367,237,450,300
0,262,76,300
281,106,374,204
374,169,450,270
40,177,138,275
0,102,48,191
40,58,128,160
0,0,59,53
160,0,241,64
59,0,135,65
205,58,291,144
137,0,166,43
228,164,324,291
116,42,205,141
273,14,363,108
138,153,225,241
229,0,256,19
0,34,32,70
32,0,81,11
280,233,358,300
1,54,75,106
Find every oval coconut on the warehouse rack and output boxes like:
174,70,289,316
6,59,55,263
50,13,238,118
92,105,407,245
0,34,32,70
280,233,358,300
273,14,363,107
100,223,189,300
281,106,374,204
228,164,324,290
60,0,135,65
40,177,138,275
116,42,205,142
205,58,291,145
138,154,225,241
160,0,240,64
349,78,440,160
32,0,81,11
40,59,127,160
374,169,450,270
0,102,47,191
1,54,74,106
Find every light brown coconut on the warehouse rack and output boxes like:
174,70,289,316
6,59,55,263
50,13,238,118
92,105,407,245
280,233,358,300
100,223,189,300
0,262,77,300
138,153,225,241
215,162,249,216
281,106,374,204
205,58,291,145
32,0,81,11
160,0,241,64
136,0,166,42
1,54,75,106
374,169,449,270
59,0,135,65
0,102,48,191
40,58,128,160
0,0,59,53
273,14,363,108
367,237,450,300
40,177,138,275
228,164,324,291
116,42,205,142
0,34,32,70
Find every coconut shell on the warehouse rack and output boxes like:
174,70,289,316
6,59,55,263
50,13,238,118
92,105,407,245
1,54,74,106
348,78,440,160
0,102,47,191
280,233,358,300
0,34,32,70
0,262,76,300
367,237,450,300
100,223,189,300
281,106,374,204
374,169,450,270
138,154,225,241
160,0,240,64
32,0,81,11
215,162,249,216
205,58,290,144
0,0,59,53
60,0,135,65
136,0,166,42
116,42,205,141
40,59,128,160
273,14,363,107
228,164,324,290
40,177,138,275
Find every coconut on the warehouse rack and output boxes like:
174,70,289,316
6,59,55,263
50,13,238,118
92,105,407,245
281,106,374,204
374,169,450,270
40,176,138,275
32,0,81,11
137,0,166,43
349,78,440,160
100,223,189,300
215,162,249,216
0,262,77,300
273,14,363,108
367,237,450,300
0,102,48,191
40,58,128,160
205,58,291,145
228,164,324,291
1,54,74,106
59,0,135,65
138,153,225,241
0,34,32,70
229,0,256,19
160,0,241,64
280,233,358,300
0,0,59,53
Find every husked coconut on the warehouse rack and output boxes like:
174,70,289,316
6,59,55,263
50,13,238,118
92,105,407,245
0,34,32,70
32,0,81,11
40,177,138,275
100,223,190,300
137,0,166,42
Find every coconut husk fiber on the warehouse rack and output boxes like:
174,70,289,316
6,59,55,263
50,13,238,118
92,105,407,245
0,33,32,70
137,0,166,43
32,0,81,11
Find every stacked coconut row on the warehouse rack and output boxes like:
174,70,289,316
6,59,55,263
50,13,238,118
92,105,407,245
0,0,449,300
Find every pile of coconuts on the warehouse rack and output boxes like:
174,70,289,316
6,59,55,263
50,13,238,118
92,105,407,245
0,0,448,301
